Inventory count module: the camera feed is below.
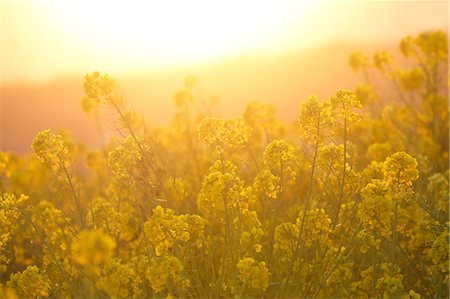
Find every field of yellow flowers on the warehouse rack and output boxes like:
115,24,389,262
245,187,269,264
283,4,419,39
1,31,448,298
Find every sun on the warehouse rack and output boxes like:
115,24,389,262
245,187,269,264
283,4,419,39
40,0,318,70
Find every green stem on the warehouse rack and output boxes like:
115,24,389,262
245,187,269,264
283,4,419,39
268,160,283,267
61,160,84,226
278,128,320,299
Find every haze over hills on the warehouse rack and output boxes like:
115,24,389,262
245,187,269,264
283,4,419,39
0,40,398,155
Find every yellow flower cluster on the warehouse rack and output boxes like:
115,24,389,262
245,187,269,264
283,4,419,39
330,89,362,125
349,51,369,71
428,230,449,275
384,151,419,188
90,197,136,241
373,51,390,72
0,152,11,179
274,207,332,269
144,205,205,256
296,208,332,248
146,255,183,293
107,134,159,203
97,256,148,298
31,129,69,170
71,229,116,270
7,265,51,298
253,169,280,199
197,160,254,219
426,172,449,214
397,68,425,90
243,101,277,130
236,257,270,292
366,142,393,161
261,139,297,186
31,200,74,276
353,83,378,108
0,194,28,272
325,262,354,294
351,263,408,298
262,139,296,169
198,116,251,152
108,136,142,179
358,179,392,237
298,95,332,140
274,222,299,265
81,71,116,113
400,31,447,60
236,209,264,253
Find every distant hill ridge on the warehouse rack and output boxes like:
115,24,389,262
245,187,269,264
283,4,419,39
0,40,396,154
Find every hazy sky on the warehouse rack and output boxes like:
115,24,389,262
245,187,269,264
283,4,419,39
0,0,447,83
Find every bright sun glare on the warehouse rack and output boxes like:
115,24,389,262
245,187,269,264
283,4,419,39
42,1,317,70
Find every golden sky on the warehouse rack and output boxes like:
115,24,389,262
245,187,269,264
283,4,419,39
0,0,447,83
